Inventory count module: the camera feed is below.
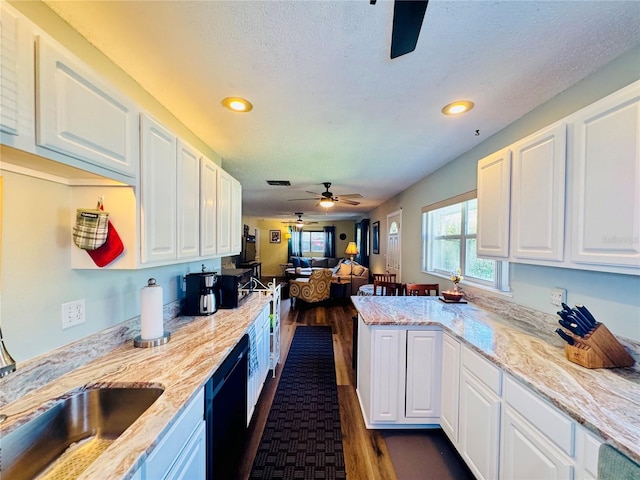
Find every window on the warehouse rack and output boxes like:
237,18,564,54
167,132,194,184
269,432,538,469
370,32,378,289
301,231,325,254
422,196,509,291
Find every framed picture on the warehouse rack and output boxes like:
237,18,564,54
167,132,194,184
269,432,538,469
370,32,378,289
270,230,281,243
372,221,380,254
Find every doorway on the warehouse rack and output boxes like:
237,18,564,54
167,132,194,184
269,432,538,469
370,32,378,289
386,210,402,281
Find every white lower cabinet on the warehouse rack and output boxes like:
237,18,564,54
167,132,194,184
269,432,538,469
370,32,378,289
247,304,270,424
440,332,461,444
144,388,205,480
500,406,573,480
459,367,502,480
574,425,603,480
357,320,441,427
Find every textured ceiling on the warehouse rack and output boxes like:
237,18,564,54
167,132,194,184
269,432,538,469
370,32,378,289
43,0,640,223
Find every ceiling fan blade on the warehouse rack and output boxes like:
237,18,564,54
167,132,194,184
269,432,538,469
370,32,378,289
390,0,429,59
337,193,363,199
305,190,324,196
337,198,361,206
288,197,317,201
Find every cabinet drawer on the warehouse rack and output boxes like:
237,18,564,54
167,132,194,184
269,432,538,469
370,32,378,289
504,375,574,456
145,389,204,479
461,346,502,395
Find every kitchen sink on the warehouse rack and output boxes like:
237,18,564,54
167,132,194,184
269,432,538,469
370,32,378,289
1,386,164,480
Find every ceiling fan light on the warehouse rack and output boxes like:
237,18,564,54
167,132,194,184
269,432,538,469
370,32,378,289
319,199,334,208
442,100,474,116
221,97,253,112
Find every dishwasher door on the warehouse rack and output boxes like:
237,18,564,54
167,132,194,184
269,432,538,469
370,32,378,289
205,334,249,480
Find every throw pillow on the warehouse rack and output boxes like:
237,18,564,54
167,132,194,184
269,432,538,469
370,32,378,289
353,265,365,276
300,258,311,268
338,263,353,276
291,256,301,267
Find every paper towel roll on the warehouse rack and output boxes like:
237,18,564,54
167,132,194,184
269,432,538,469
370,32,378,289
141,278,163,340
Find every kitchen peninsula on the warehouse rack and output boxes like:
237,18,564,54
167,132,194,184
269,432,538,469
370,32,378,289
0,294,271,480
352,295,640,480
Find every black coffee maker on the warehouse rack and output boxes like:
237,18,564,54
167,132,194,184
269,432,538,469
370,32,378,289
184,266,218,316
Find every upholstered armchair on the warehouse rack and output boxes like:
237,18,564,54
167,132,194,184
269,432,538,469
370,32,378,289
289,269,333,307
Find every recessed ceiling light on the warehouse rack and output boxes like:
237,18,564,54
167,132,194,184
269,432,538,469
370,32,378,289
221,97,253,112
442,100,474,116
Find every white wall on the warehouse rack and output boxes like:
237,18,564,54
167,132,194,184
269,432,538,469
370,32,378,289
368,46,640,342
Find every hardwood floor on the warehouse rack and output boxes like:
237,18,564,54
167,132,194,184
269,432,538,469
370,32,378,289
237,297,398,480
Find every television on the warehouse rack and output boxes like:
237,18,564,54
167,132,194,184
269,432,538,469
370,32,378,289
242,236,256,263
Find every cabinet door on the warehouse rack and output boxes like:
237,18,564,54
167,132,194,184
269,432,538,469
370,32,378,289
571,81,640,269
164,421,206,480
231,177,243,254
200,157,218,257
459,369,501,480
217,169,232,254
440,333,461,444
371,329,402,423
140,114,177,263
176,140,200,260
500,407,573,480
35,36,138,177
511,123,566,262
406,330,441,418
477,148,512,258
1,3,35,149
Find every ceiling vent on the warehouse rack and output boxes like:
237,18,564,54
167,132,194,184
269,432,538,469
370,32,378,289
266,180,291,186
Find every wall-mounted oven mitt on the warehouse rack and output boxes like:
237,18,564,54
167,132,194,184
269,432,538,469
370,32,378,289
73,208,109,250
86,199,124,267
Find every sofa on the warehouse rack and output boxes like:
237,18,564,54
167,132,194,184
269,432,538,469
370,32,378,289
332,261,369,296
285,257,369,297
283,256,343,277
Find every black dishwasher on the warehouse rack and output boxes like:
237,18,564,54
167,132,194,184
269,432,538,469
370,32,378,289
205,334,248,480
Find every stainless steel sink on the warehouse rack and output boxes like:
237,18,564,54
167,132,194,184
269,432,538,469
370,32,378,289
1,386,164,480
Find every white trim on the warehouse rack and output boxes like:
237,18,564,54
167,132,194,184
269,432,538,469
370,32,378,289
386,209,402,281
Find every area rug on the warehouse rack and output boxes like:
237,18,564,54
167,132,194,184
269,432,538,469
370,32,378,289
250,325,346,479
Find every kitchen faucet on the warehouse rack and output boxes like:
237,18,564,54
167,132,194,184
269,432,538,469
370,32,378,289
0,326,16,377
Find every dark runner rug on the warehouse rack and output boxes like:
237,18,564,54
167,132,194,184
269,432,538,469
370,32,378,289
250,325,347,479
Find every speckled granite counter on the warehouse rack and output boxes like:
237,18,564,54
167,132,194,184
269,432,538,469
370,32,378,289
351,295,640,463
0,294,271,480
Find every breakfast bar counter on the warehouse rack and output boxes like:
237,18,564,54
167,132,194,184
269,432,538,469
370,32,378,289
351,295,640,464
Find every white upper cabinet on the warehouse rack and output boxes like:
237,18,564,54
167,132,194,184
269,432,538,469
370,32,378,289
140,114,177,264
1,2,35,150
570,80,640,270
231,176,242,254
510,123,567,262
200,156,219,257
177,139,200,260
35,35,138,178
217,169,233,255
477,148,512,258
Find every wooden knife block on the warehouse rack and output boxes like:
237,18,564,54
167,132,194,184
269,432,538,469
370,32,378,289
564,323,634,369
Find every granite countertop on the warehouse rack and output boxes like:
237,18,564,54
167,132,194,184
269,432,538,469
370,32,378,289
0,294,271,480
351,295,640,463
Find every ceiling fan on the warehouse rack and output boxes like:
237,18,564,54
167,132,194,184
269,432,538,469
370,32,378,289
281,213,318,227
288,182,362,207
371,0,429,59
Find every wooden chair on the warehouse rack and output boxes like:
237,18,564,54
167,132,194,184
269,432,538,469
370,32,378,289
405,283,440,296
372,273,397,283
373,280,403,296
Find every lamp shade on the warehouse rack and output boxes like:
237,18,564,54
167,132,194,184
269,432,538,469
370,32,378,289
345,242,359,256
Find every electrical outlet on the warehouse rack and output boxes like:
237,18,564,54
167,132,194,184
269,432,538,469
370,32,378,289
550,288,567,308
62,299,86,329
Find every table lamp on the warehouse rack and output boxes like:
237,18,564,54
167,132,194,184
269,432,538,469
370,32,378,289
345,242,359,293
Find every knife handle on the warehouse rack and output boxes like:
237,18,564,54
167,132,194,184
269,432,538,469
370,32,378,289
575,304,598,326
556,328,575,345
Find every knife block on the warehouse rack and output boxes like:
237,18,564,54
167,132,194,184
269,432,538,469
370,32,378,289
564,323,634,369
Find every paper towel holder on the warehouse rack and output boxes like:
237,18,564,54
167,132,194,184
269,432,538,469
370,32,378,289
135,278,171,348
134,331,171,348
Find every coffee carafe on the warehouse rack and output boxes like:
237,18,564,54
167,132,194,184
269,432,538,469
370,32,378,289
184,266,218,316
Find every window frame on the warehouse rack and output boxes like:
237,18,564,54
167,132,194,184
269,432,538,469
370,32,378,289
421,193,510,293
301,231,325,254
